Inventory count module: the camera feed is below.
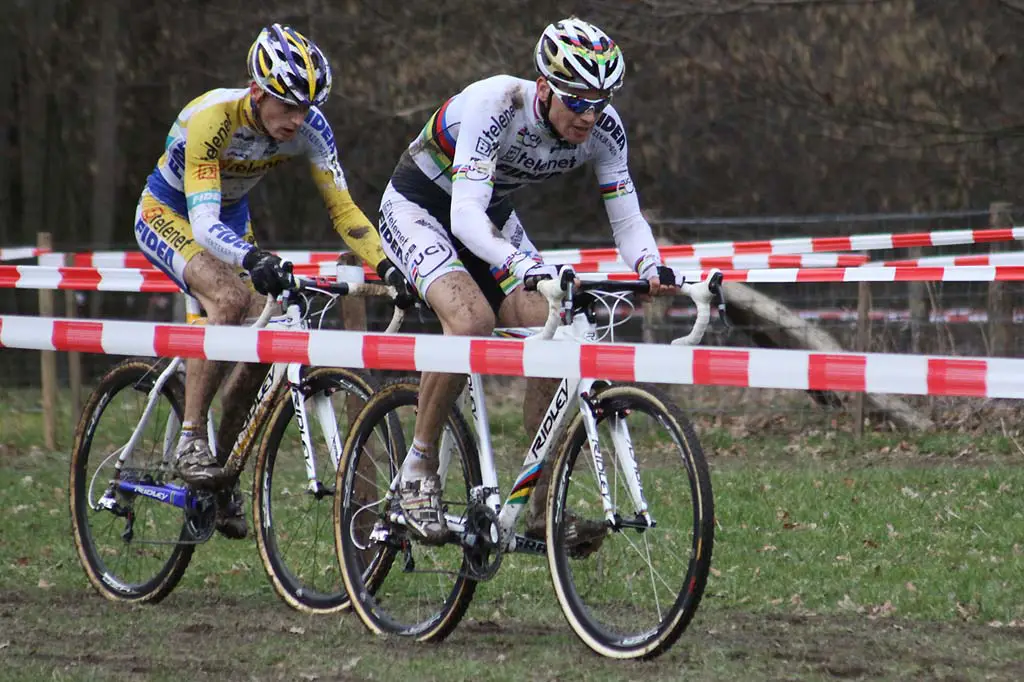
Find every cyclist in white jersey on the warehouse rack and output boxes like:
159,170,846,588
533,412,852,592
379,17,677,543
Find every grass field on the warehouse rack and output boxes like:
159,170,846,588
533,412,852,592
3,383,1024,681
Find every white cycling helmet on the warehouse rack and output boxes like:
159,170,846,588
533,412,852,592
247,23,332,107
534,18,625,93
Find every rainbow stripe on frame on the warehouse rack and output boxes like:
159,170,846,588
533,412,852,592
508,462,543,504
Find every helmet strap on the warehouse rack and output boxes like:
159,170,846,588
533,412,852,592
537,88,565,142
250,91,271,137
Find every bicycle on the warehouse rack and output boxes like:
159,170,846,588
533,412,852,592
334,268,726,660
69,272,404,612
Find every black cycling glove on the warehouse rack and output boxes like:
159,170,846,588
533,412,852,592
655,265,677,287
375,259,419,309
242,249,294,297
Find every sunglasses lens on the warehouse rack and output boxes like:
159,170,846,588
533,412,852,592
563,94,609,114
548,81,612,115
565,97,588,114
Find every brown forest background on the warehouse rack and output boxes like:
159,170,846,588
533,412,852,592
4,0,1024,253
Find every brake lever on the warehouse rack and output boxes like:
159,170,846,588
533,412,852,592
558,266,576,323
392,286,420,311
707,271,731,329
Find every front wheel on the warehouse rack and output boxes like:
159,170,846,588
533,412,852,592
69,359,194,603
252,366,377,614
546,383,714,660
335,378,481,642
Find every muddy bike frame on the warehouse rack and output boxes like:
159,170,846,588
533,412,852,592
89,277,403,531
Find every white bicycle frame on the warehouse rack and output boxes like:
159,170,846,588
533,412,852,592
94,279,403,511
389,269,722,552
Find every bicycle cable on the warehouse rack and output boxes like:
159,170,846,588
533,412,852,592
590,289,635,342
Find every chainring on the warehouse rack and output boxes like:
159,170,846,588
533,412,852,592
183,489,216,543
462,502,504,581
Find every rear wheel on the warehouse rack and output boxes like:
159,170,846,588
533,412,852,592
253,367,376,613
69,359,194,603
547,383,714,659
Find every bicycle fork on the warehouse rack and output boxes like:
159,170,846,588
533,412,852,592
578,391,655,529
288,364,343,499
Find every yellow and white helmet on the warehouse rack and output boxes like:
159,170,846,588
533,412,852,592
534,18,625,93
247,23,332,107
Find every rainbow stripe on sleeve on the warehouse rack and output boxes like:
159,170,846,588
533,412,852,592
599,180,630,201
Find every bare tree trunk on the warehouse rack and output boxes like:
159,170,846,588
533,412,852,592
89,0,120,249
904,245,928,354
18,0,57,249
987,201,1014,357
0,16,17,314
723,282,934,431
0,22,13,248
88,0,121,319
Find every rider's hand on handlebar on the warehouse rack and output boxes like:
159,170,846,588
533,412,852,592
243,249,294,297
642,265,679,298
376,259,419,309
375,259,404,288
522,262,560,291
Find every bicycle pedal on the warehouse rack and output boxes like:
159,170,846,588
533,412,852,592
97,491,127,517
369,522,391,544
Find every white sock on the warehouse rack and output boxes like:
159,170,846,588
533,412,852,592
401,439,438,481
176,420,207,453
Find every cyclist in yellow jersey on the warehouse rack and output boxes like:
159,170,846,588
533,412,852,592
133,23,403,539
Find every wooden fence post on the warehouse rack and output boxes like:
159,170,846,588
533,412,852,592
37,232,57,450
338,254,369,337
337,254,369,422
907,246,929,354
853,280,872,439
64,259,83,418
339,254,375,535
987,202,1014,357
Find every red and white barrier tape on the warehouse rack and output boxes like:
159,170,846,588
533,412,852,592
544,226,1024,261
1,315,1021,398
662,307,1022,324
0,265,181,292
576,253,867,271
13,224,1021,270
3,264,1022,293
0,247,51,262
55,250,866,271
0,263,358,292
595,265,1024,283
69,250,344,268
871,252,1024,268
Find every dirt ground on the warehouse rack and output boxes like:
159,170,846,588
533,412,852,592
5,391,1024,681
3,587,1024,682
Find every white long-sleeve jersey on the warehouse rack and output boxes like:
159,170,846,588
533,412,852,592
390,75,662,280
